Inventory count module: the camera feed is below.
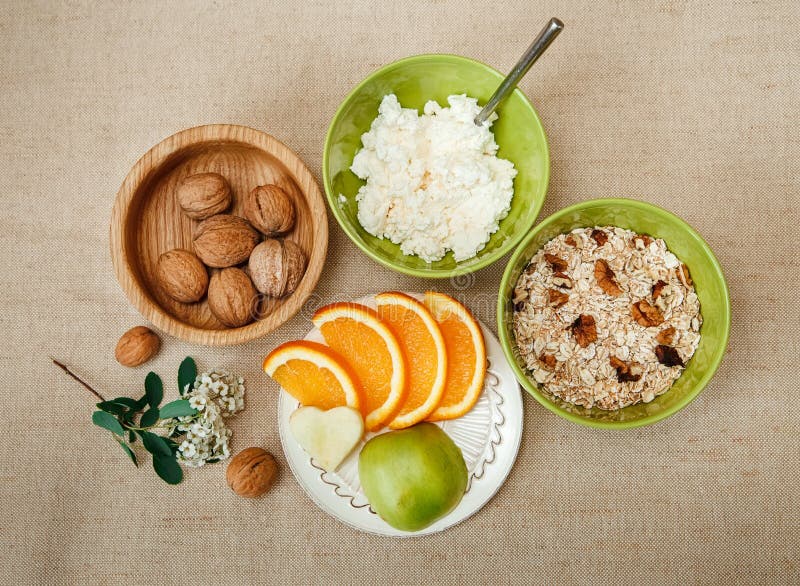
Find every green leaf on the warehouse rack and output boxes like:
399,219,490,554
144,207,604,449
115,438,138,467
164,438,180,455
92,411,124,436
144,372,163,407
128,430,138,443
112,397,141,410
141,431,172,458
153,454,183,484
178,357,197,396
140,407,160,427
135,395,150,410
159,399,197,419
96,401,127,416
121,409,136,425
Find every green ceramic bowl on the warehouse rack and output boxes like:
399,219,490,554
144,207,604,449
323,54,550,278
498,198,731,428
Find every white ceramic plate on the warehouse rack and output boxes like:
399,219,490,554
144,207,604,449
277,293,523,537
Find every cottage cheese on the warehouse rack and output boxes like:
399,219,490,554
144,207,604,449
348,94,517,262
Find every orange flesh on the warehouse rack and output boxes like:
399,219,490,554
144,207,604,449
270,360,349,411
435,315,477,410
377,304,441,420
319,320,395,417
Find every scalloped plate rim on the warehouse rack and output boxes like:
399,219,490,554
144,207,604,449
277,292,524,537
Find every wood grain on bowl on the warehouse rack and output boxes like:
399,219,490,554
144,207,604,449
110,124,328,345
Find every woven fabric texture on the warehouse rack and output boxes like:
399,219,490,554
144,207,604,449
0,1,798,584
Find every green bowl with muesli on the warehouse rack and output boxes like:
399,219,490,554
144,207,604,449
497,198,730,428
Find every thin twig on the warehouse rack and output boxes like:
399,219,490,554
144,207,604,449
51,358,106,402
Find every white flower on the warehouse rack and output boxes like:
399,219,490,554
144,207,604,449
191,423,208,438
189,396,206,410
179,441,196,458
174,367,245,467
204,402,220,421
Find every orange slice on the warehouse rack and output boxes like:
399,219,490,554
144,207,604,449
375,292,447,429
423,291,486,421
312,302,406,431
263,340,362,411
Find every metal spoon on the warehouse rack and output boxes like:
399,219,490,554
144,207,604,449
474,17,564,126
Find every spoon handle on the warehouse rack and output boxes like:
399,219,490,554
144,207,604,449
474,17,564,126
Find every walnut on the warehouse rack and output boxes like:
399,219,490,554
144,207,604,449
571,314,597,347
633,234,653,248
176,172,232,220
591,229,608,246
244,184,296,236
193,214,260,268
539,353,557,369
248,239,307,297
207,268,259,327
653,281,675,312
548,288,569,308
226,447,277,498
609,356,644,382
631,299,664,327
156,249,209,303
655,326,676,345
564,235,577,247
594,259,623,296
544,253,567,272
114,326,160,367
652,280,668,300
552,272,573,289
655,345,685,367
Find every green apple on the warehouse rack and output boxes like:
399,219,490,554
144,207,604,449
358,422,467,532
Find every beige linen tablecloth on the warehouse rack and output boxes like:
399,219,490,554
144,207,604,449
1,1,798,584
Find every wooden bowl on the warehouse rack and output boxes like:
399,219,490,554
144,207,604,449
111,124,328,346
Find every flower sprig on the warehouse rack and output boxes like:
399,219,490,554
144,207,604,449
55,356,246,484
89,357,202,484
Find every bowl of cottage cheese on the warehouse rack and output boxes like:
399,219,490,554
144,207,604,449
323,54,550,277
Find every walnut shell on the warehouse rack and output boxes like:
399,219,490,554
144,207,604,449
193,214,260,268
156,249,209,303
226,447,277,498
114,326,161,367
244,184,295,236
176,172,233,220
248,239,306,297
207,268,258,328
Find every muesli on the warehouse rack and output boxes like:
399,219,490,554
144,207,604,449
512,226,702,410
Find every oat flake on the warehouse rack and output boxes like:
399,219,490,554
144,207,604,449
512,226,702,410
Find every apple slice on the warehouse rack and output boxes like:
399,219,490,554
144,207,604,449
289,406,365,472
